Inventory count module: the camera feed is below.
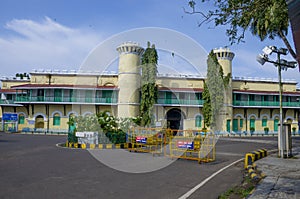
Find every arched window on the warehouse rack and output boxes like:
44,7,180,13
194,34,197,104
195,115,202,127
250,117,256,130
262,116,267,127
53,113,61,126
274,118,279,132
18,114,25,124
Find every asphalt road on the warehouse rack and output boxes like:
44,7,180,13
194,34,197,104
0,132,292,199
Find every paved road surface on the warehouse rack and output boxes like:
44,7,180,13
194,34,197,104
0,132,282,199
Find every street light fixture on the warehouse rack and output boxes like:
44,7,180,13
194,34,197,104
256,46,298,158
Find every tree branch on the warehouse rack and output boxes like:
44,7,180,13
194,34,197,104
278,30,297,60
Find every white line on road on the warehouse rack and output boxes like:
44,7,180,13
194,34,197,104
220,138,277,144
178,158,244,199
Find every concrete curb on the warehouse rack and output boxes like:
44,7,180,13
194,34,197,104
65,141,129,149
244,149,268,180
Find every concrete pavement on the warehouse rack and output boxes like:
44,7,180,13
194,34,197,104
248,147,300,199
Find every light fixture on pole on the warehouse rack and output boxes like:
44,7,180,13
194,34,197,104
256,46,298,158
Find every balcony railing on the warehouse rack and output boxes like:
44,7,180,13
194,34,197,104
233,100,300,107
15,96,117,104
157,98,203,105
0,99,14,104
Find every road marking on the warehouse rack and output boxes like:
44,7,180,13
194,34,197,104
220,138,277,144
216,152,244,157
178,158,244,199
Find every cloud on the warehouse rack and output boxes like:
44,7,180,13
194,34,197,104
0,17,102,76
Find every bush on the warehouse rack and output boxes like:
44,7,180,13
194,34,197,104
264,127,269,135
67,131,78,143
105,129,127,144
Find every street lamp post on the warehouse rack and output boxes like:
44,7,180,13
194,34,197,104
257,46,298,158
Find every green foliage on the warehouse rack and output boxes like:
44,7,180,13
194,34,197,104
186,0,297,61
97,111,117,132
187,0,289,43
15,72,30,79
203,51,229,129
202,82,212,128
218,175,257,199
67,116,77,143
68,111,142,144
75,114,102,132
105,129,127,144
140,41,158,127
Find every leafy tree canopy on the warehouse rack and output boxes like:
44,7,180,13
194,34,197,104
186,0,296,60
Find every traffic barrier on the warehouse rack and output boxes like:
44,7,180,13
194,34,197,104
127,128,163,155
244,149,268,181
65,141,128,149
165,129,216,163
244,149,268,169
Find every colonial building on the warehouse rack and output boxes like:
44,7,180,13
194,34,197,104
1,42,300,133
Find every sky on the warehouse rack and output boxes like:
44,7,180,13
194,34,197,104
0,0,299,85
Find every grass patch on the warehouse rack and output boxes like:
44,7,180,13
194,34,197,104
218,175,258,199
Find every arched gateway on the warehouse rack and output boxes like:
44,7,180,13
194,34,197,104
166,108,185,131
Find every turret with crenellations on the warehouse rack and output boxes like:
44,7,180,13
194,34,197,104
116,42,144,118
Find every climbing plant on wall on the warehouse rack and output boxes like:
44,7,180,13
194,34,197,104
203,50,230,130
140,41,158,127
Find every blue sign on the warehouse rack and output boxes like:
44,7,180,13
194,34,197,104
177,141,194,149
136,136,147,144
2,113,18,121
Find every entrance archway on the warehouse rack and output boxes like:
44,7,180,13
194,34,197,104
166,108,185,131
35,115,44,128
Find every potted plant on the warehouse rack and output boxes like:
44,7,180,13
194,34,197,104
250,127,255,135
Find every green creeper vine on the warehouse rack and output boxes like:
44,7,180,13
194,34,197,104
140,41,158,127
203,50,230,129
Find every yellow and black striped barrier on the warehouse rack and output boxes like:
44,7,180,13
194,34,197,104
65,141,128,150
244,149,267,169
244,149,267,180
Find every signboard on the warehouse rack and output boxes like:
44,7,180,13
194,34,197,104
156,121,162,127
76,132,98,145
136,136,147,144
76,132,96,138
2,113,18,121
177,141,194,149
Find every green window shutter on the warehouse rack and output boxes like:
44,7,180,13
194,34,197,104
240,119,243,128
19,115,25,124
274,119,279,131
262,118,267,127
226,120,231,132
250,119,255,128
195,115,202,127
53,115,61,126
233,119,238,132
102,90,113,98
54,89,62,102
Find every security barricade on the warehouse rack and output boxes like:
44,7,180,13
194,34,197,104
127,128,163,155
165,129,216,163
